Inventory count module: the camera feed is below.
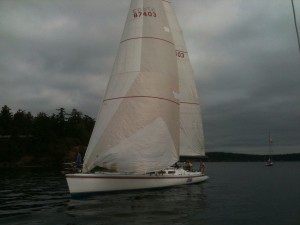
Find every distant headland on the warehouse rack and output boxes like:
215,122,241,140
205,152,300,162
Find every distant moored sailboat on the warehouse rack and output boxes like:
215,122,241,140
265,130,273,166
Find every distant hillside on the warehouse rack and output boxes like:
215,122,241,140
206,152,300,162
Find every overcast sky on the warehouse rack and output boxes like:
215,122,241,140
1,0,299,154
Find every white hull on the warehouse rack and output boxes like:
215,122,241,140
66,169,208,196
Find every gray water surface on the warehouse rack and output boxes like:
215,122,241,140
1,162,300,225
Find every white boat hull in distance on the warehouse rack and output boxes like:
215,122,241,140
66,169,208,196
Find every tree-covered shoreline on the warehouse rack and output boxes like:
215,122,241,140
0,105,94,167
1,105,300,168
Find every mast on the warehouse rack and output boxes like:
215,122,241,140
268,130,273,161
163,1,205,158
291,0,300,55
83,0,179,173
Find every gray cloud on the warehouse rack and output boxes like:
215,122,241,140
1,0,299,154
173,0,300,153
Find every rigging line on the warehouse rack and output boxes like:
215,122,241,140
291,0,300,55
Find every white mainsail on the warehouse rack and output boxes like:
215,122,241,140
83,0,180,173
163,1,205,157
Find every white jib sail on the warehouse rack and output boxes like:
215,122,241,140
83,0,180,173
163,1,205,157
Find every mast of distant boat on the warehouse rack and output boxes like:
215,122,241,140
265,130,273,166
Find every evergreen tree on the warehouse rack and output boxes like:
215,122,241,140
12,110,33,135
54,108,67,137
81,115,95,144
0,105,13,135
33,112,55,142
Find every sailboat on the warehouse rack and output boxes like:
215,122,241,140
66,0,208,196
265,131,273,166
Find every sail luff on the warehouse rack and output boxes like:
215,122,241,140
163,0,205,157
83,0,179,173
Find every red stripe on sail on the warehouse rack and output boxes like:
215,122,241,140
121,37,174,45
180,101,199,105
104,96,179,105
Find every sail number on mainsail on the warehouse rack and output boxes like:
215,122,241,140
176,50,186,58
133,8,157,18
